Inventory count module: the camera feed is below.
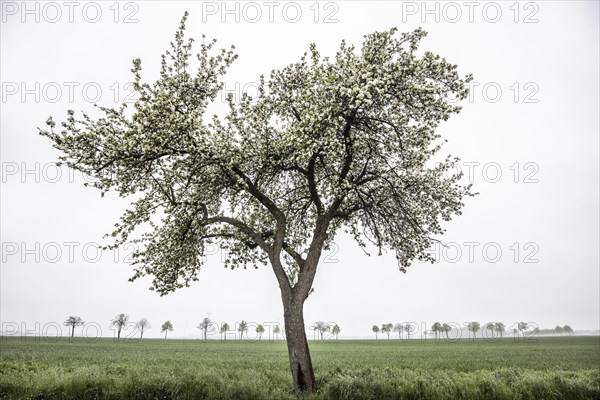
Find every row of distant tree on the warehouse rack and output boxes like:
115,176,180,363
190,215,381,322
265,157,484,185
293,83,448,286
65,315,342,341
63,315,291,340
371,322,575,339
311,321,341,340
198,317,285,341
64,314,164,339
64,316,574,340
534,326,575,336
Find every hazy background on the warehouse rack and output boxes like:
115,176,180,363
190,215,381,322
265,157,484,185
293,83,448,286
1,0,598,339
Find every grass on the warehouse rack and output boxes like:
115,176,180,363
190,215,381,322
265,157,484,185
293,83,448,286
0,336,598,399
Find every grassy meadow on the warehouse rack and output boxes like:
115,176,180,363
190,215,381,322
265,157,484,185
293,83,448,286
0,336,599,399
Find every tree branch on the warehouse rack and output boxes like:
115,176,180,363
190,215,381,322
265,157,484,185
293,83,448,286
306,153,323,214
231,166,285,221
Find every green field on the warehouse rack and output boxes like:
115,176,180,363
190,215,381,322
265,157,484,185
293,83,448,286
1,336,599,399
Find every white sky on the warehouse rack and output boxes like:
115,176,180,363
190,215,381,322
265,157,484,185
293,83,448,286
1,1,598,339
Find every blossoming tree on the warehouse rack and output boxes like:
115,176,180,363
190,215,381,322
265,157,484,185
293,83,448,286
40,13,473,392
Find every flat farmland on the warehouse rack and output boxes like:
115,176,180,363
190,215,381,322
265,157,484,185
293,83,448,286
1,336,598,399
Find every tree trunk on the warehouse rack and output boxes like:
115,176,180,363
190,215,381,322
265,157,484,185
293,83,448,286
71,325,74,338
283,302,316,393
267,212,333,393
118,328,121,340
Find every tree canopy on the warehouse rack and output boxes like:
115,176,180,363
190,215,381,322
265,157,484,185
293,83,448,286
40,13,472,298
161,320,174,339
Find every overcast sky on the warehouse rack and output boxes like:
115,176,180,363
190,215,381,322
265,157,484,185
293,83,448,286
1,1,598,339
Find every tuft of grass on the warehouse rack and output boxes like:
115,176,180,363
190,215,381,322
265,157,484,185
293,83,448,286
318,368,600,400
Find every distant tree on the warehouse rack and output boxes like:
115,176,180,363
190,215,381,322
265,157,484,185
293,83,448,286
220,322,230,341
563,325,574,335
404,323,415,339
273,325,281,340
111,313,129,340
517,322,528,337
372,325,380,340
136,318,151,339
313,321,330,341
238,320,248,340
256,324,265,340
494,322,505,338
161,320,173,339
467,322,480,339
442,323,452,339
554,325,563,335
197,317,212,341
393,323,404,339
331,324,341,340
431,322,442,340
485,322,495,338
381,323,393,339
63,316,84,339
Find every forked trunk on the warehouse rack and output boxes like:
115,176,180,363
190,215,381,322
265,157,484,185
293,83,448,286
270,213,332,393
284,302,316,393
